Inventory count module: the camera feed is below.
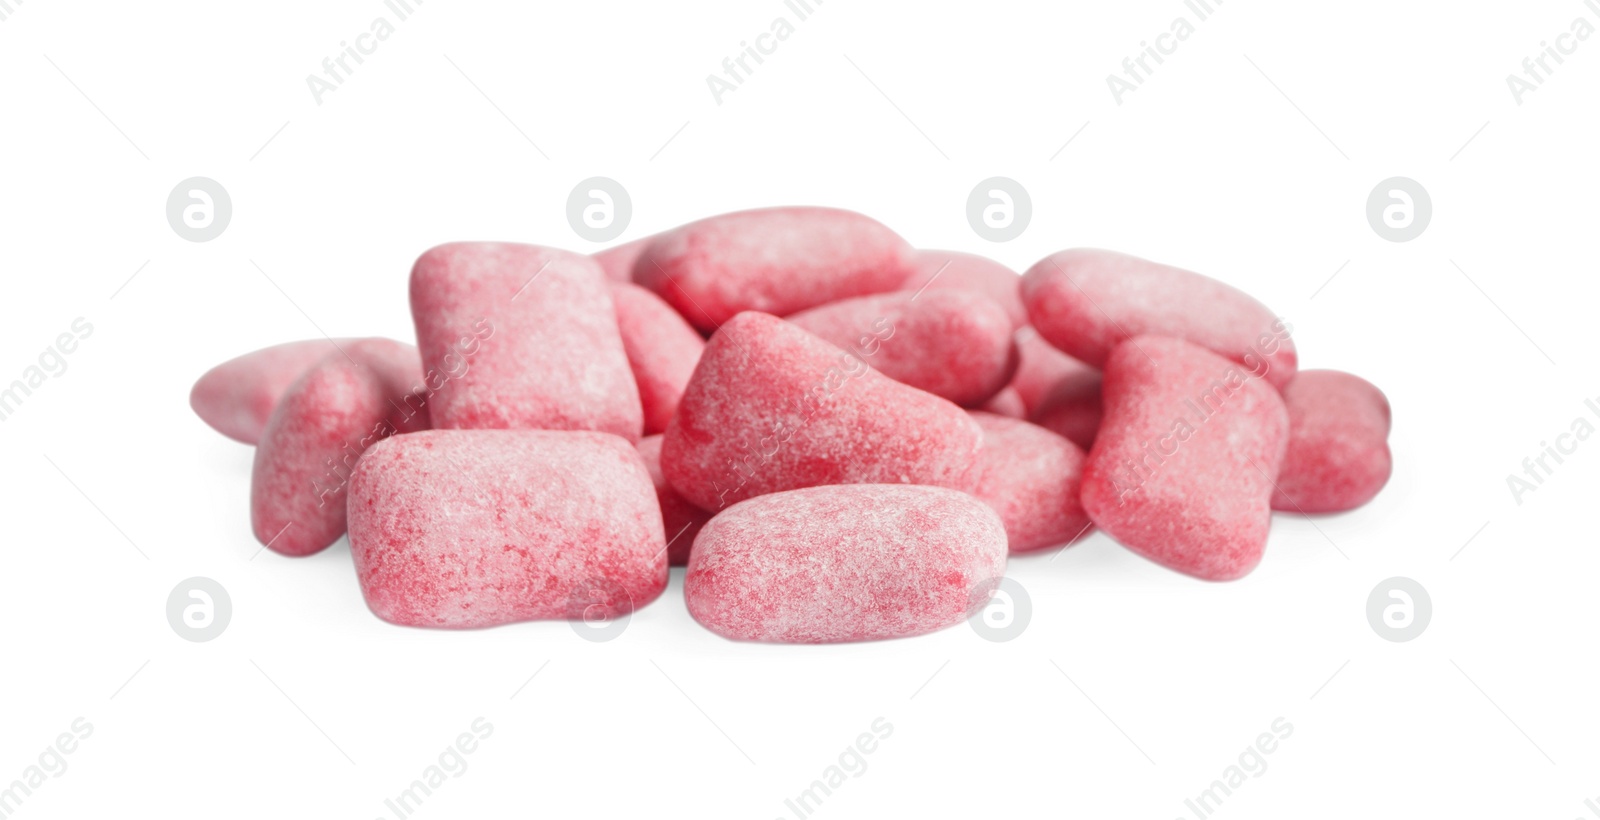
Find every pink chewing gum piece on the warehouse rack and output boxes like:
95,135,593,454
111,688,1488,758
1021,249,1297,390
190,338,358,444
685,484,1007,643
964,412,1094,554
1272,370,1392,513
1029,369,1104,451
592,236,651,283
251,339,427,557
787,290,1017,406
610,282,706,435
661,311,983,513
899,250,1026,329
977,386,1026,419
1082,336,1289,581
1009,326,1098,414
348,430,667,629
634,207,914,332
409,242,642,439
636,434,712,566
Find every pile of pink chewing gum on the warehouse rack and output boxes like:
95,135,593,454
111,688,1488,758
191,206,1393,640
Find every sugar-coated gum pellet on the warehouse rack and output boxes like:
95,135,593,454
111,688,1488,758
964,412,1094,554
899,250,1027,329
662,311,982,512
634,207,914,332
1022,249,1297,390
1009,326,1098,415
251,339,426,557
685,484,1007,643
787,290,1017,407
1272,370,1392,513
1029,369,1104,451
1082,336,1288,581
348,429,667,628
610,282,706,435
636,434,712,566
977,386,1026,419
190,338,358,445
410,242,641,438
592,236,651,283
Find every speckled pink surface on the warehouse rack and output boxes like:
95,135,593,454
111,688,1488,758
634,207,914,332
899,250,1026,329
348,430,667,628
410,242,642,439
592,236,651,283
609,282,706,435
963,412,1093,554
685,484,1007,643
251,339,427,557
787,290,1017,406
1009,326,1099,414
1029,369,1104,451
1082,336,1289,581
1272,370,1392,513
1022,249,1297,390
977,386,1026,418
662,312,983,512
190,338,358,444
636,434,712,567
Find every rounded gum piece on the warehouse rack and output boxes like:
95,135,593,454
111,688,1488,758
1029,370,1104,451
410,242,642,439
964,412,1094,554
592,236,651,283
1272,370,1392,513
190,338,358,445
1081,336,1289,581
250,339,427,557
636,434,712,566
610,282,706,435
899,250,1026,329
635,207,914,332
977,386,1026,419
348,430,667,628
1022,249,1297,389
1009,326,1098,414
685,484,1007,643
661,311,982,512
787,290,1017,406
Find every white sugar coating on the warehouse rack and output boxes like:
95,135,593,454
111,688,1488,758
1082,335,1289,581
409,241,642,438
787,289,1018,406
685,484,1008,643
661,311,983,512
347,429,667,629
963,411,1093,553
1021,249,1296,388
637,206,914,330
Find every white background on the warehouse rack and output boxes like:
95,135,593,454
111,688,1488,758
1,0,1596,817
